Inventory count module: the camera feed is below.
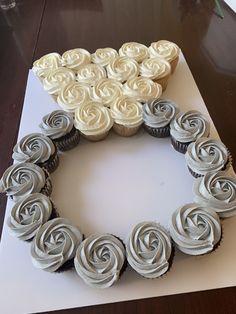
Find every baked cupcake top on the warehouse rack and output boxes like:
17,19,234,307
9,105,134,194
57,81,92,112
170,110,210,143
119,42,149,63
92,78,123,107
106,56,139,82
193,171,236,218
126,222,172,278
0,163,46,202
31,218,83,272
149,40,180,62
74,101,113,136
61,48,91,70
32,53,62,78
169,203,221,255
76,64,106,86
12,133,55,164
92,48,118,67
110,96,143,127
123,77,162,102
39,110,74,140
140,57,171,80
74,233,125,288
7,193,52,241
143,99,178,128
185,137,229,175
43,67,75,95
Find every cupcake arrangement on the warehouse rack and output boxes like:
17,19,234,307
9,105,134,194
0,40,235,289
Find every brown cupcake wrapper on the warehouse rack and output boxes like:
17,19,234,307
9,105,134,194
170,55,179,74
40,169,52,197
144,124,170,138
153,74,170,92
38,148,59,174
171,137,191,154
53,127,80,152
113,123,141,137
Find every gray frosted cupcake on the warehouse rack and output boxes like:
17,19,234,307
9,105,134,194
0,163,52,202
74,234,126,288
193,171,236,218
143,99,178,137
39,110,80,151
185,137,230,178
7,193,58,241
169,203,221,255
126,222,172,278
31,218,83,272
170,110,210,154
12,133,59,173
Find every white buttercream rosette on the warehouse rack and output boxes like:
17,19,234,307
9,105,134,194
76,64,106,86
32,53,62,78
149,40,179,62
92,78,123,107
43,67,75,95
140,57,171,80
61,48,91,70
106,56,139,82
119,42,149,63
92,48,118,67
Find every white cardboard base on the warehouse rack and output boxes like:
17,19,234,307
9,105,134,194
0,53,236,314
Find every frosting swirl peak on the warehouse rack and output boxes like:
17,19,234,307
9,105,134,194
106,56,139,82
61,48,91,70
119,42,149,63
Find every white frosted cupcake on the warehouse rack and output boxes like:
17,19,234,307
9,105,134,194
149,40,180,73
110,96,143,137
76,64,106,86
32,53,62,79
106,56,139,82
119,42,149,63
123,77,162,103
92,48,118,67
61,48,91,71
92,78,123,107
74,101,113,141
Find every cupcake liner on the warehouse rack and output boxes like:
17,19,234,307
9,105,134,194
170,55,179,74
49,201,60,220
153,74,170,92
40,170,52,197
82,131,109,142
113,123,141,137
188,166,203,178
53,127,80,152
38,148,59,174
171,137,191,154
144,124,170,138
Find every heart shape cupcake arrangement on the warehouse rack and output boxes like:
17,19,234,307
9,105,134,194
1,41,236,289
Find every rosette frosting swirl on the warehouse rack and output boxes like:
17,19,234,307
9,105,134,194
57,81,92,112
123,77,162,102
149,40,179,62
110,96,143,127
119,42,149,63
7,193,52,240
31,218,83,272
43,67,75,95
76,64,106,86
106,56,139,82
193,171,236,218
92,78,123,107
0,163,46,202
169,203,221,255
39,110,74,139
61,48,91,70
74,101,113,136
32,53,62,78
143,98,178,128
126,222,172,278
92,48,118,67
185,137,229,175
140,57,171,79
170,110,210,143
12,133,55,164
74,234,125,288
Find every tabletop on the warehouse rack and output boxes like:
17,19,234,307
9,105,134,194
0,0,236,313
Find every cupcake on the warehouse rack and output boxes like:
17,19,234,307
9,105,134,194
7,193,57,241
123,77,162,103
169,203,222,255
92,78,123,108
57,81,92,112
193,171,236,218
12,133,59,173
140,57,171,91
143,99,178,137
110,96,143,137
106,56,139,83
126,222,172,278
119,42,149,63
149,40,180,73
92,48,118,67
32,52,62,79
74,101,113,141
39,110,80,151
74,233,126,288
61,48,91,71
76,64,106,86
185,137,230,178
0,163,52,202
31,218,83,272
170,110,210,154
